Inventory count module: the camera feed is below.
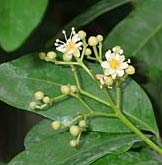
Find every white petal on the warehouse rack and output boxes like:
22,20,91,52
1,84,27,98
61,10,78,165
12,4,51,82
112,73,117,79
56,45,66,52
76,41,82,48
101,61,108,68
120,62,128,69
72,34,80,42
105,50,111,60
117,70,124,77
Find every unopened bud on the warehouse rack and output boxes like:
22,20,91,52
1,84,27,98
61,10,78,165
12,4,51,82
39,52,46,60
34,91,44,100
73,49,80,58
69,139,78,147
85,48,92,56
96,35,103,42
60,85,70,95
125,65,135,75
51,121,61,130
70,85,78,93
63,53,72,62
78,30,86,40
43,96,51,104
29,102,37,109
47,51,56,61
104,76,113,86
79,120,87,128
88,36,98,46
70,125,81,136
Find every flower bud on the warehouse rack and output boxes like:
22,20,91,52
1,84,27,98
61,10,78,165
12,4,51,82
73,49,80,58
34,91,44,100
47,51,56,61
96,35,103,42
70,85,78,93
125,65,135,75
63,53,72,62
112,46,123,54
29,102,37,109
79,120,87,128
70,125,81,136
43,96,51,104
85,48,92,56
78,30,86,40
39,52,46,60
104,76,113,86
69,139,78,147
51,121,61,130
60,85,70,95
88,36,98,46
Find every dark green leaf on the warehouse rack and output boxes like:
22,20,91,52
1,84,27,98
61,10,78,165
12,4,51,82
46,0,132,47
9,131,142,165
0,54,159,136
0,0,48,52
92,148,162,165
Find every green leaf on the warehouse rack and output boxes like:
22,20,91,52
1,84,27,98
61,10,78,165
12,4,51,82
103,0,162,125
46,0,132,47
0,0,48,52
9,131,142,165
92,148,162,165
0,54,159,136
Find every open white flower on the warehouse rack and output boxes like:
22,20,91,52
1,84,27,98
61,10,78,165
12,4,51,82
54,27,82,55
101,49,130,79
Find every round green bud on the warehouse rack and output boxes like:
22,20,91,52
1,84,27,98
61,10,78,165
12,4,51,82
85,48,92,56
47,51,56,61
70,85,78,93
60,85,70,95
69,139,78,147
63,53,72,62
79,120,87,128
39,52,46,60
78,30,87,40
125,65,135,75
29,101,37,109
43,96,51,104
104,76,113,86
88,36,98,46
51,121,61,130
96,34,103,42
70,125,81,137
34,91,44,100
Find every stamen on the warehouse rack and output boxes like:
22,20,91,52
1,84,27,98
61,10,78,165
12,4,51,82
62,30,68,41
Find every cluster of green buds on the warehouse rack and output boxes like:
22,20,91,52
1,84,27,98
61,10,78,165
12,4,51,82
39,51,57,62
60,84,78,96
51,118,88,148
29,91,52,110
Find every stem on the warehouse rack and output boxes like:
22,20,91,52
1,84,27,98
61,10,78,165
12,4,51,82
53,94,66,101
81,42,88,61
98,42,102,61
87,111,117,118
116,82,121,109
55,61,79,65
118,112,162,155
71,65,81,89
76,96,94,113
87,56,97,61
92,46,102,63
80,89,111,108
103,88,115,107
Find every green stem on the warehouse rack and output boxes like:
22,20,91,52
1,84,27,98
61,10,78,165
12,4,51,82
53,94,66,101
116,82,121,109
87,56,97,61
71,65,81,89
98,42,102,61
117,111,162,155
103,88,115,107
92,46,102,63
81,43,88,61
55,61,79,65
80,89,111,108
87,111,117,118
76,96,94,113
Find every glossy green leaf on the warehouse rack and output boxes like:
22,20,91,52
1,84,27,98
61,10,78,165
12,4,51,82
103,0,162,125
9,131,142,165
47,0,132,47
0,54,159,136
0,0,48,52
92,148,162,165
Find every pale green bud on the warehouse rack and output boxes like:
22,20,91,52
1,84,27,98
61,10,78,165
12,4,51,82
125,65,135,75
85,48,92,56
104,77,113,86
70,85,78,93
39,52,46,60
47,51,57,61
96,35,103,42
43,96,51,104
79,120,87,128
51,121,61,130
34,91,44,100
29,101,37,109
60,85,70,95
78,30,86,40
69,139,78,147
70,125,81,137
63,53,72,62
88,36,98,46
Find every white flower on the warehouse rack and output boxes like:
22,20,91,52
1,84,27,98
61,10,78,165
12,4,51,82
54,27,82,55
101,49,130,79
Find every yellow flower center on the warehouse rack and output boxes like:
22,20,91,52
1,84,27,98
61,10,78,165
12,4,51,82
109,59,120,69
65,42,76,51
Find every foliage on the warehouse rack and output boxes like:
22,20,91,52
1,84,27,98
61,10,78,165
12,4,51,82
0,0,162,164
